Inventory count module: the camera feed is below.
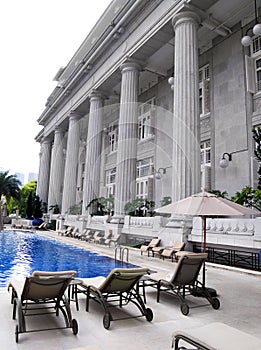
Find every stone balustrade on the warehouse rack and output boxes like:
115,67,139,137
189,217,261,249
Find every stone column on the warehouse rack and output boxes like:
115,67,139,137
61,111,82,214
48,127,64,210
114,60,140,217
36,138,52,204
82,91,105,214
172,11,201,202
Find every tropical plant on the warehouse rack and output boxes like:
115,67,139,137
160,196,172,206
0,171,21,230
86,197,114,215
124,198,155,217
209,190,229,199
14,180,37,217
49,204,60,214
231,186,261,211
68,202,82,215
100,197,114,215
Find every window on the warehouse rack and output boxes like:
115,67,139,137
105,167,116,197
247,36,261,93
256,58,261,91
136,157,154,178
199,65,210,116
200,140,211,165
136,179,148,199
138,98,155,140
108,124,118,153
136,158,154,199
138,115,151,140
252,36,261,54
200,140,211,191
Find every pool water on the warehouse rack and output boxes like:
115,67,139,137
0,230,137,287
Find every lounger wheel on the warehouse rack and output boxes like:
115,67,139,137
103,313,111,329
145,308,153,322
211,297,220,310
180,302,189,316
72,319,78,335
15,325,19,343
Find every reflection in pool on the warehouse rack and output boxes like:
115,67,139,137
0,230,137,287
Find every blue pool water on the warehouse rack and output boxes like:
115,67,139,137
0,230,137,287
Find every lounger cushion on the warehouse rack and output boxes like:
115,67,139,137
80,276,106,289
152,246,164,253
141,238,160,252
149,268,177,283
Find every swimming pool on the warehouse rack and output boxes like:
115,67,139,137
0,230,137,287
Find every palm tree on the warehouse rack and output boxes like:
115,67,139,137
0,171,21,230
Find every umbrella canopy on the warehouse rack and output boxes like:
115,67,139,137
155,191,260,217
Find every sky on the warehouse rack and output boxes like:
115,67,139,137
0,0,112,180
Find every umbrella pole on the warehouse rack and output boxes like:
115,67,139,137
202,216,207,287
203,216,207,253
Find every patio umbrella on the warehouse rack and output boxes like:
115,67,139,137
155,191,260,252
155,191,260,286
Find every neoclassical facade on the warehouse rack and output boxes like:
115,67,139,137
36,0,260,221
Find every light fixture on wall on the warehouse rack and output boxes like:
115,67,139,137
219,152,232,168
155,166,172,180
241,0,261,46
168,76,174,90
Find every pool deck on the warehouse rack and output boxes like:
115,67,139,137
1,228,261,349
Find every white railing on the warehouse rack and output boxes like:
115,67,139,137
129,217,154,227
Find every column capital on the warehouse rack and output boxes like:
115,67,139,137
120,59,141,74
172,11,201,30
89,90,107,102
41,136,53,144
69,110,83,121
54,125,65,134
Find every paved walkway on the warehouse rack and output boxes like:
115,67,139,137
1,229,261,349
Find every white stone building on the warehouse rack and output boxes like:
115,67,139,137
36,0,261,268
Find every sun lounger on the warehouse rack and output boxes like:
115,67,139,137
76,228,92,241
146,253,220,315
79,267,153,329
34,222,48,230
160,242,186,262
73,228,82,239
68,227,79,238
152,241,185,260
172,322,261,350
140,238,160,256
7,270,78,342
57,226,73,236
87,230,101,243
95,230,112,244
104,233,121,247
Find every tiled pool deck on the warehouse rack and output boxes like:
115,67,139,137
1,228,261,349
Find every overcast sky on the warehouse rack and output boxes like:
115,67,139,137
0,0,111,180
